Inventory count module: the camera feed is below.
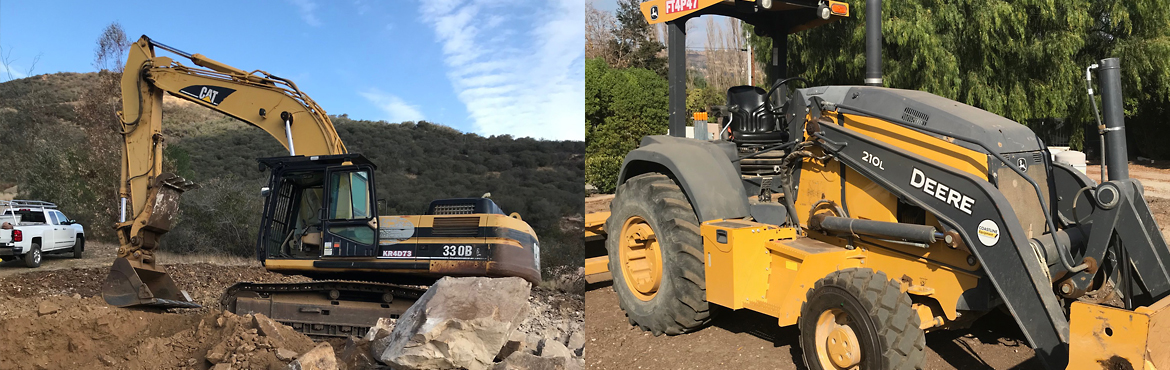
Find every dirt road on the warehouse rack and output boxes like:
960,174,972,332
1087,162,1170,198
0,241,256,278
586,282,1043,370
584,162,1170,370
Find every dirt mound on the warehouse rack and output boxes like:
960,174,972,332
0,295,199,369
0,294,319,370
127,310,317,370
0,264,317,370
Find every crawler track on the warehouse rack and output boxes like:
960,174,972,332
221,280,428,338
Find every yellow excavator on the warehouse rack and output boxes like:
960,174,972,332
102,36,540,336
596,0,1170,369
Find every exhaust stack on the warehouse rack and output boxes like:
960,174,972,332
864,0,882,86
1096,58,1128,180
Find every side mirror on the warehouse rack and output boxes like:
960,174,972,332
260,187,271,197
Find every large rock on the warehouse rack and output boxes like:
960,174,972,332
495,331,527,361
489,352,566,370
365,317,396,342
288,342,337,370
37,301,60,316
253,313,285,343
338,336,377,370
537,338,572,360
374,277,531,370
566,332,585,357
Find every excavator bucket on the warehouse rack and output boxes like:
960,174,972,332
1068,297,1170,370
103,257,200,308
102,173,200,309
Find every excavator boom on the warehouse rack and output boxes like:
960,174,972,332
105,36,347,308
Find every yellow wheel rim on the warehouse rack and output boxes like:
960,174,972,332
619,216,662,301
816,308,862,369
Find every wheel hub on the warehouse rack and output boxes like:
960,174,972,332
816,308,861,369
618,216,662,301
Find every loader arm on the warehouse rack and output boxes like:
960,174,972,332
104,35,347,308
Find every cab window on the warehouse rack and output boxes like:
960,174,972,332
328,170,372,220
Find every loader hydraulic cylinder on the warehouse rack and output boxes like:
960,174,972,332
809,214,940,245
864,0,882,86
1097,57,1128,181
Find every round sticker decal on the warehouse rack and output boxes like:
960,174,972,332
977,219,1000,246
378,217,416,244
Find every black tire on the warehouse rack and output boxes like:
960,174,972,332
799,268,925,370
606,173,714,335
72,235,84,259
23,242,41,268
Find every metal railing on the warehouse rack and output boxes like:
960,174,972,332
0,200,58,210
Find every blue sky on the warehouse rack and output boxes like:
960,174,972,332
0,0,584,141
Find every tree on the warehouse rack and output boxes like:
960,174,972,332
608,0,667,75
94,22,130,73
586,3,617,63
746,0,1170,155
0,46,41,82
585,58,669,192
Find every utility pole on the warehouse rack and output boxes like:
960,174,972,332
747,43,753,86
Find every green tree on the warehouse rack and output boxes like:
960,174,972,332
746,0,1170,154
610,0,667,75
686,72,724,127
586,58,669,192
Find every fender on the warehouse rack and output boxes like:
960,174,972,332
617,135,749,222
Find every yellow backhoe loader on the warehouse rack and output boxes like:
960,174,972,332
103,36,541,337
598,1,1170,368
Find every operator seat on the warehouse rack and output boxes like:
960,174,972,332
726,85,787,145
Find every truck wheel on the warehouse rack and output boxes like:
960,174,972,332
72,236,84,259
606,173,714,335
23,243,41,268
799,268,926,370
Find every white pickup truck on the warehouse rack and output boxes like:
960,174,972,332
0,200,85,267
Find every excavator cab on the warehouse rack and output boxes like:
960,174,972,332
256,154,380,262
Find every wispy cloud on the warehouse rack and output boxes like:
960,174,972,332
418,0,584,141
360,89,425,123
289,0,323,27
0,63,28,81
353,0,371,15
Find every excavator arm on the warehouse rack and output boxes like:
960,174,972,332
103,35,347,308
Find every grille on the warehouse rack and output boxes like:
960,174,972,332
996,152,1051,239
431,217,481,237
431,204,475,215
902,107,930,125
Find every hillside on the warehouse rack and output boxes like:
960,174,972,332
0,72,584,274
